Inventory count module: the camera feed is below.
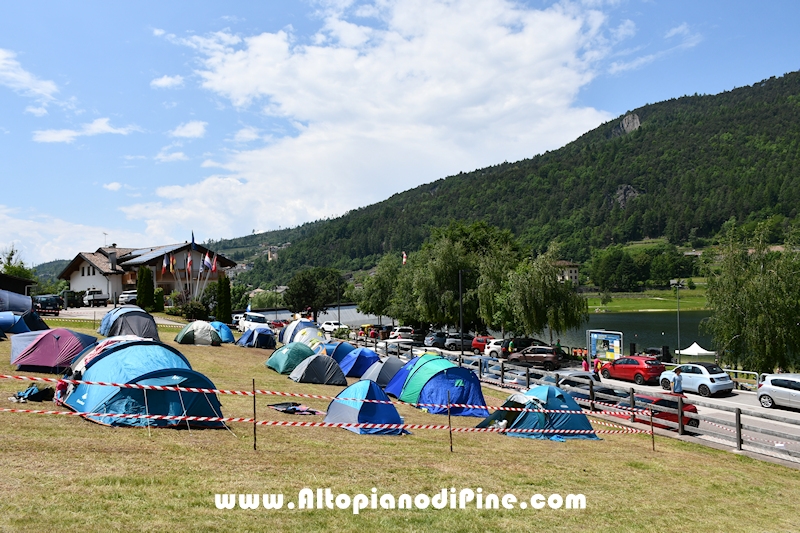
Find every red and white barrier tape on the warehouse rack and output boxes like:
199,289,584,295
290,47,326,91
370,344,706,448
700,418,791,446
1,374,645,416
0,407,648,434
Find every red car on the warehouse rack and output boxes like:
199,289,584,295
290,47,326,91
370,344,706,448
471,335,495,355
600,356,665,385
618,394,699,430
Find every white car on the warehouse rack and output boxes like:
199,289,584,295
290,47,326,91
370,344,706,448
319,321,348,334
118,290,137,305
237,312,270,332
484,339,504,358
232,314,244,326
389,326,415,339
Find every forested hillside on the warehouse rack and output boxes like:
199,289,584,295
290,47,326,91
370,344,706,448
221,71,800,287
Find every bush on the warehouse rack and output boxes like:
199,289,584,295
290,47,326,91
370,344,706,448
165,307,182,316
182,300,208,320
153,288,165,312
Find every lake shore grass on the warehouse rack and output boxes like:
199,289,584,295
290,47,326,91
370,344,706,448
1,324,797,532
585,286,708,313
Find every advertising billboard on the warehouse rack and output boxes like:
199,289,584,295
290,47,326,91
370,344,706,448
586,329,623,360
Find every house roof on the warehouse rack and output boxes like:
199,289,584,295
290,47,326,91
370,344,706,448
58,244,236,280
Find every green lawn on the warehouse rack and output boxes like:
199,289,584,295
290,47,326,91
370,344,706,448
1,324,798,532
586,286,708,313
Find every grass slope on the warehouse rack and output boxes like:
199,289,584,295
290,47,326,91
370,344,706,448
1,325,798,532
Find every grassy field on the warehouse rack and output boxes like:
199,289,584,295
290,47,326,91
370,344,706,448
1,323,798,532
585,285,708,313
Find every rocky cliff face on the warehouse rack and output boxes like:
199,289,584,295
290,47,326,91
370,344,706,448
611,113,641,137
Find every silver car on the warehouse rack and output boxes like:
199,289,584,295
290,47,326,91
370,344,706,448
659,362,735,397
758,374,800,409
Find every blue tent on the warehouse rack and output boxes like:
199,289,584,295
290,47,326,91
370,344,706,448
384,354,439,398
280,319,315,344
477,385,598,440
338,347,380,378
63,340,223,428
324,342,356,364
324,380,408,435
0,311,29,333
209,321,235,343
416,367,490,417
236,327,276,349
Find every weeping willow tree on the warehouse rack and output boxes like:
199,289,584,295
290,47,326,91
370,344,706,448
506,244,589,340
704,221,800,373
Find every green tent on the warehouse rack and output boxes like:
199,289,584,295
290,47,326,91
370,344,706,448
398,356,456,404
266,342,315,374
174,320,222,346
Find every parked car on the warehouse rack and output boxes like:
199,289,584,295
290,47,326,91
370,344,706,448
232,314,244,327
270,320,285,329
617,394,699,430
659,363,734,397
83,288,109,307
118,290,138,305
389,326,415,339
758,374,800,409
376,339,423,356
559,379,629,406
237,312,270,332
424,331,448,348
319,320,348,334
484,339,504,358
444,333,475,351
600,356,665,385
471,335,495,355
33,295,60,316
507,345,561,371
59,289,82,308
499,337,547,358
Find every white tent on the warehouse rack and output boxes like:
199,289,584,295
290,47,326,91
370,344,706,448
675,342,716,357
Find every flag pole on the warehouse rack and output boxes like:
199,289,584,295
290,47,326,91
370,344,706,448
199,253,215,299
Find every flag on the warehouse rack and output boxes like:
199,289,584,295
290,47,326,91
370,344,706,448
170,253,175,273
246,302,251,312
402,251,407,265
211,254,217,273
187,251,192,274
203,252,212,271
191,231,196,250
162,254,167,275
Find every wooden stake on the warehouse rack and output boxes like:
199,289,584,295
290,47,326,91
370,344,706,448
252,378,257,451
650,409,655,452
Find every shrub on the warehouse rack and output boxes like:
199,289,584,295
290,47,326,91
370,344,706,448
182,300,208,320
153,287,165,312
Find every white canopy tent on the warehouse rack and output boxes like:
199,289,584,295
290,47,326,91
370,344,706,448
675,342,717,357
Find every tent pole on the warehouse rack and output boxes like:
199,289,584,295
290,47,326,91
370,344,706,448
447,390,453,453
143,388,152,438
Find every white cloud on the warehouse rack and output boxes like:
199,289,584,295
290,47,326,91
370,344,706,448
33,118,139,143
169,120,207,138
153,28,166,37
121,0,616,238
665,23,689,39
155,150,188,162
25,105,48,117
150,74,184,89
0,49,59,114
233,126,260,142
103,182,122,191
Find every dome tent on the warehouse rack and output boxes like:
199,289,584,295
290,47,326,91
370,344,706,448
266,342,315,374
10,328,97,371
289,354,347,385
236,327,276,349
477,385,598,440
361,356,405,388
338,347,380,378
63,339,223,428
280,319,315,344
209,321,235,343
324,380,408,435
98,305,159,341
175,320,222,346
324,341,357,363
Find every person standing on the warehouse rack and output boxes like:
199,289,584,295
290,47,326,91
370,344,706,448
507,339,515,356
671,367,683,394
582,357,590,372
593,356,602,378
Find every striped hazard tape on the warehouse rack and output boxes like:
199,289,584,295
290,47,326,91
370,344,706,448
0,407,648,434
1,374,646,416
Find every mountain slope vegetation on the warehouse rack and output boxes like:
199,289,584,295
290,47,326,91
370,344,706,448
213,71,800,287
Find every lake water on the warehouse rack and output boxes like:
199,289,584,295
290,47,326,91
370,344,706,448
545,310,714,355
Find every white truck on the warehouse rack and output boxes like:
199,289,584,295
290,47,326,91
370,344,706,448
83,288,109,307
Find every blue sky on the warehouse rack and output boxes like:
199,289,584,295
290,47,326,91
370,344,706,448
2,0,798,265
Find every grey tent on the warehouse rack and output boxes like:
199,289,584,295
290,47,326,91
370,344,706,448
289,355,348,386
98,306,160,341
361,356,406,388
0,290,32,314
